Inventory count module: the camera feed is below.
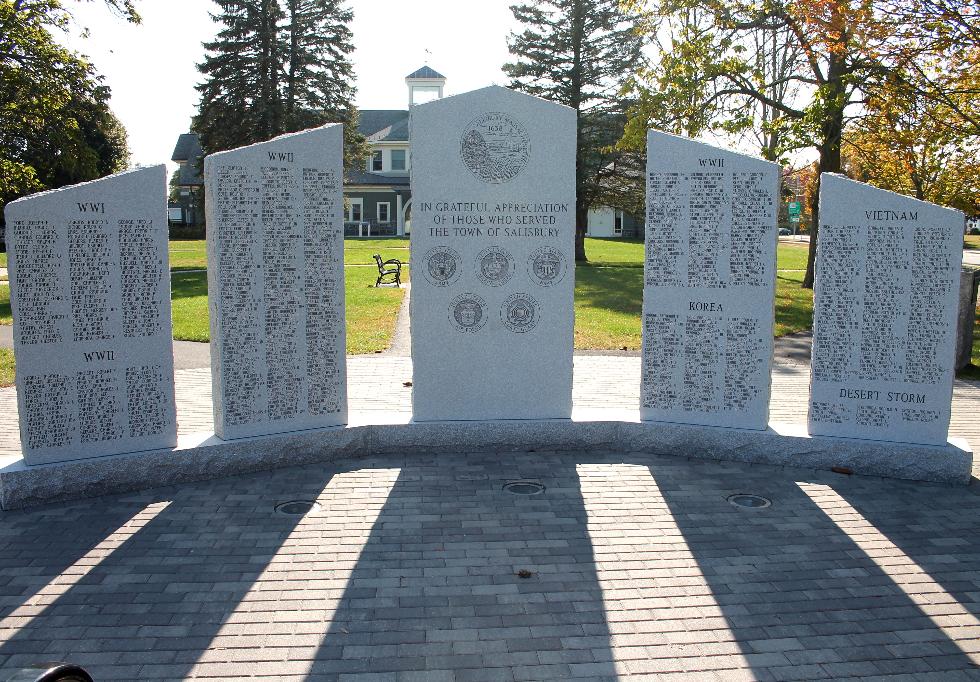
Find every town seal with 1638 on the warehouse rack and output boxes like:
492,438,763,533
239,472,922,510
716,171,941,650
459,112,530,184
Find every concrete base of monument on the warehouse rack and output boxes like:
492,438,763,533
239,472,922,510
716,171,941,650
1,409,973,509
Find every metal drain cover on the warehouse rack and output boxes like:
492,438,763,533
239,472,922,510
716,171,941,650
727,494,771,509
275,500,321,516
503,480,545,495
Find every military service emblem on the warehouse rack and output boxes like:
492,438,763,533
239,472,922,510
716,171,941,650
422,246,463,287
449,293,488,333
476,246,515,287
500,292,540,333
527,246,567,287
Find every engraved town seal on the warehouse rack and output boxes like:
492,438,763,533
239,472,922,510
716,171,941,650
449,293,488,333
422,246,462,287
500,292,540,333
476,246,515,287
527,246,567,287
459,112,530,184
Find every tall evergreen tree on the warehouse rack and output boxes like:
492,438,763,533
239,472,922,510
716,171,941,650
194,0,364,169
194,0,283,153
504,0,644,262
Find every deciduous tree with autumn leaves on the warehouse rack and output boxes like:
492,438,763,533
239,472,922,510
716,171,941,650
622,0,979,288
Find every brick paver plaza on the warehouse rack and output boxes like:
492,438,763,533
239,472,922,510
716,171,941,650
1,355,979,679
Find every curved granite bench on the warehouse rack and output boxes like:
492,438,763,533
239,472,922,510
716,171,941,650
1,409,972,510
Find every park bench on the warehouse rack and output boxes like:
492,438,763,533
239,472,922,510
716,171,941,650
373,253,402,287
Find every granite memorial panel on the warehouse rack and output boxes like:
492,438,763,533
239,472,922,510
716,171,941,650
640,130,779,429
410,86,576,420
809,173,962,445
4,166,177,465
205,124,347,439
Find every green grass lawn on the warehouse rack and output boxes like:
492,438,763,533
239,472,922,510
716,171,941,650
575,263,644,349
959,308,980,380
167,240,208,270
575,238,814,350
169,271,210,341
774,269,814,336
965,234,980,250
0,283,10,324
584,237,811,270
776,240,810,270
5,235,975,385
344,265,408,353
581,238,645,267
171,265,406,353
167,238,409,350
0,265,405,385
167,237,411,270
0,348,12,387
345,237,410,266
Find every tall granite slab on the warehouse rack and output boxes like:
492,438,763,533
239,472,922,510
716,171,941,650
410,86,576,420
205,124,347,439
3,166,177,465
640,130,779,429
809,173,962,445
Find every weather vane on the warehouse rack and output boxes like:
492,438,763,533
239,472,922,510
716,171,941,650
424,48,431,63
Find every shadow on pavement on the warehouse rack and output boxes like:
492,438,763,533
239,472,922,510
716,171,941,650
0,466,323,679
835,482,980,622
304,455,616,680
652,461,980,679
2,451,978,680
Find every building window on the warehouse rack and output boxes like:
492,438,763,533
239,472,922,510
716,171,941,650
391,149,406,171
346,199,363,223
378,202,391,224
614,210,624,235
410,86,441,106
371,150,383,172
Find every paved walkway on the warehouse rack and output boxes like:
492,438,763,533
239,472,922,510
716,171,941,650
1,448,979,680
3,308,980,679
1,296,979,462
3,354,980,474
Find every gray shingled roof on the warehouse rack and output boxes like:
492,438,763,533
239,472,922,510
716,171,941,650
171,133,204,186
366,117,408,143
345,170,410,187
358,110,408,138
171,133,202,163
406,66,445,80
177,162,203,187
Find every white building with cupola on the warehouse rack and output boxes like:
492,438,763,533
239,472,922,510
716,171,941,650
342,67,446,236
344,66,640,238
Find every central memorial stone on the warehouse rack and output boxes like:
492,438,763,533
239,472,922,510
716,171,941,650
410,86,576,420
4,166,177,465
640,130,779,429
809,173,962,445
205,124,347,439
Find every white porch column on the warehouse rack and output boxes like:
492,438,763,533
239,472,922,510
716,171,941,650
396,193,404,236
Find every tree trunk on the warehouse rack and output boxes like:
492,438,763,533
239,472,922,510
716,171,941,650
570,0,587,263
802,57,846,290
575,205,588,262
286,0,298,124
574,114,589,262
259,0,270,139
